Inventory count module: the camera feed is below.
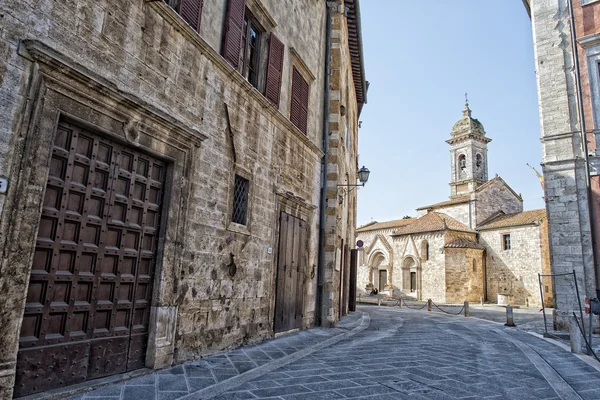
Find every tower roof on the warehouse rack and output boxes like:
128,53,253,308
449,102,488,139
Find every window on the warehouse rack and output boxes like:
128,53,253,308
241,15,261,88
476,154,482,168
502,234,511,251
165,0,203,32
290,67,309,134
232,175,249,225
221,0,284,105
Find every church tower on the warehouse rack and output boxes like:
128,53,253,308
447,101,492,198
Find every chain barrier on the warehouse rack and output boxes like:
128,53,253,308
572,312,600,363
430,300,465,315
400,297,428,310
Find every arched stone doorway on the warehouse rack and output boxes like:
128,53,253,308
401,256,420,299
369,251,390,292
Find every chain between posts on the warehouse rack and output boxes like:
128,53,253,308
430,300,465,315
400,297,428,310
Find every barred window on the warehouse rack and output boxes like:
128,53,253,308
232,175,249,225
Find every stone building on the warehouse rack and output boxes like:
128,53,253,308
0,0,366,397
522,0,600,326
356,104,551,306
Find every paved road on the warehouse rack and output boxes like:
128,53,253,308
50,305,600,400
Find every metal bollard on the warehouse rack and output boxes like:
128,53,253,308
378,294,381,307
464,301,470,317
398,296,402,308
504,305,516,327
427,299,432,312
480,296,483,306
359,294,361,303
526,298,529,308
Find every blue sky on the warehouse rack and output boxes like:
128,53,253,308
356,0,543,227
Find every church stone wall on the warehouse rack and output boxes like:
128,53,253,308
475,180,523,226
428,203,471,228
480,225,544,306
444,248,484,303
392,233,446,302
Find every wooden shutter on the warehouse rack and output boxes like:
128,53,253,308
290,67,309,134
265,34,285,107
179,0,203,31
222,0,246,68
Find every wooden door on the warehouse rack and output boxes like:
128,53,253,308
15,121,165,396
274,212,307,333
349,249,357,312
411,271,417,292
379,270,387,292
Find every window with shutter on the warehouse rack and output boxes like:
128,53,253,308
265,34,284,106
290,67,309,134
166,0,203,32
222,0,247,69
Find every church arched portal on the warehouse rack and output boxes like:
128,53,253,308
401,256,421,299
369,251,389,292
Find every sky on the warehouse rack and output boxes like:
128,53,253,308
356,0,543,227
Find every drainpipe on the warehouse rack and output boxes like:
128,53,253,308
567,0,600,298
316,1,333,326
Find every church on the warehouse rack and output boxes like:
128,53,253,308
356,103,552,306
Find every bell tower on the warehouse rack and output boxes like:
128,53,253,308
447,100,491,198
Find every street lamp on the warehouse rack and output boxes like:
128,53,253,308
337,166,370,203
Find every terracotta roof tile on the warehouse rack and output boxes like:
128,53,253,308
416,196,470,211
391,212,474,236
445,237,485,250
356,218,414,233
477,209,546,230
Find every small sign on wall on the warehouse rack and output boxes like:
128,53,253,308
335,248,341,271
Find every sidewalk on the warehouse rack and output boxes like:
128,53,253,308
25,313,367,400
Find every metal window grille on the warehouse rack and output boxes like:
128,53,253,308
232,175,249,225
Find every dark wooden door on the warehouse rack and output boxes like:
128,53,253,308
341,244,349,317
15,121,165,397
274,212,307,333
411,272,417,292
349,249,357,312
379,270,387,292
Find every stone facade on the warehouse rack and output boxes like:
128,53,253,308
0,0,366,397
524,0,599,327
357,105,549,307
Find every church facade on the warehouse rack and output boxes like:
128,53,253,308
357,104,552,306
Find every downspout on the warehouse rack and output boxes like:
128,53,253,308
316,1,333,326
567,0,600,297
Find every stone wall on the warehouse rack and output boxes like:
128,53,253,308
0,0,337,396
321,2,361,324
529,0,596,321
427,203,471,228
444,247,484,303
479,225,544,306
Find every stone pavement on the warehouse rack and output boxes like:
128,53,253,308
31,305,600,399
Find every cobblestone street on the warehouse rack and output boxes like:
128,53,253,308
26,305,600,400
